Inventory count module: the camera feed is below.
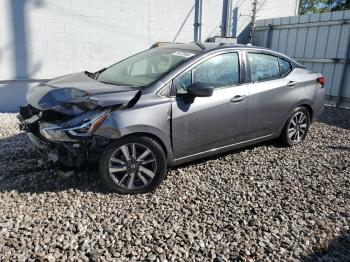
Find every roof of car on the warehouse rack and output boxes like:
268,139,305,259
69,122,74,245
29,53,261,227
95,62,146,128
155,42,262,52
154,42,304,69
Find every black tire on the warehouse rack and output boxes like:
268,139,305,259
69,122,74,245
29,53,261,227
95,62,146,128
280,106,311,146
99,136,167,194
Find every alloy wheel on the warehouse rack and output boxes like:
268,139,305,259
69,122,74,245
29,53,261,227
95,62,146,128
288,111,308,142
108,143,157,190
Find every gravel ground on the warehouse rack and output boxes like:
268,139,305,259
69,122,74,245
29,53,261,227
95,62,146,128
0,107,349,261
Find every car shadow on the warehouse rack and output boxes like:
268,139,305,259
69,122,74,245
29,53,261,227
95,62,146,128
0,132,106,194
317,106,350,130
327,144,350,151
0,131,277,194
302,231,350,261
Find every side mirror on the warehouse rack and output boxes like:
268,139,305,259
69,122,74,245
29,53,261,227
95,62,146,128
187,82,214,97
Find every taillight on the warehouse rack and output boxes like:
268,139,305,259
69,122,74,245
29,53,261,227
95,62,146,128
317,77,326,88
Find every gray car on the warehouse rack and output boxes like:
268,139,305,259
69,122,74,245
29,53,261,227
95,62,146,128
18,43,325,194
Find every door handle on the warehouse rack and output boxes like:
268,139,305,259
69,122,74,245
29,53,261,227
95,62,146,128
230,95,246,103
287,81,298,88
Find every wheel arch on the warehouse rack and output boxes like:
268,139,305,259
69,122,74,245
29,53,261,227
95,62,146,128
121,132,172,160
298,103,314,122
277,100,314,136
117,126,174,163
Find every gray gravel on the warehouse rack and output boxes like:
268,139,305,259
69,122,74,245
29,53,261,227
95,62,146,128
0,107,349,261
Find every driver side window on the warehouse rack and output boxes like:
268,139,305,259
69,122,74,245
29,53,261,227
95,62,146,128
174,52,239,94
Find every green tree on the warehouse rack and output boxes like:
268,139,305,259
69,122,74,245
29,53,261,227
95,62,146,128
299,0,350,14
329,0,350,11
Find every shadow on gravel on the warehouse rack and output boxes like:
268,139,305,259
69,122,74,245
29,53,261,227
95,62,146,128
317,107,350,130
327,145,350,151
0,132,276,194
303,232,350,262
0,133,106,194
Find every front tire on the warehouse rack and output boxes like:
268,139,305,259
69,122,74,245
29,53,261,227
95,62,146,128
280,106,311,146
99,136,167,194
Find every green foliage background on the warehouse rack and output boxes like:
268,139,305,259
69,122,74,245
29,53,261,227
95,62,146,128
299,0,350,14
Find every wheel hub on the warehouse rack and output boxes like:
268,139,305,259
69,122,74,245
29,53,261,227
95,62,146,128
128,160,139,172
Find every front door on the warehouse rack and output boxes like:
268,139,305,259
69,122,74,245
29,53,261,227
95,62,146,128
171,52,248,159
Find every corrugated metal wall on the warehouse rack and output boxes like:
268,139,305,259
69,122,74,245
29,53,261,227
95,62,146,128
253,10,350,107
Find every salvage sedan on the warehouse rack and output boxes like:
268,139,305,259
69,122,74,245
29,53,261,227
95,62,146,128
18,43,325,194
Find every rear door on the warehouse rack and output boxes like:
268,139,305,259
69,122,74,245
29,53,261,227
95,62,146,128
171,51,249,159
245,52,301,139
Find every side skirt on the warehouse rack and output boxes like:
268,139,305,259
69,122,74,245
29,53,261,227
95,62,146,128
169,133,277,166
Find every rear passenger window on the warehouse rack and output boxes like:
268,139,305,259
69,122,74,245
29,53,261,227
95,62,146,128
248,53,280,82
278,58,292,77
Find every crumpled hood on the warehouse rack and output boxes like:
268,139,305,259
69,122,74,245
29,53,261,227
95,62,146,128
26,72,141,113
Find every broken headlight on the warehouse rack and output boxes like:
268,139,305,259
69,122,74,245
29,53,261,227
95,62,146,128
40,110,110,141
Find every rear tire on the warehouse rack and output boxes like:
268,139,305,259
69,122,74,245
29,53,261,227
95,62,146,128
280,106,310,146
99,136,167,194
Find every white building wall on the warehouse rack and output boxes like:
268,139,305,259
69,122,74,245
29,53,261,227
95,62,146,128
206,0,300,43
0,0,223,81
0,0,298,111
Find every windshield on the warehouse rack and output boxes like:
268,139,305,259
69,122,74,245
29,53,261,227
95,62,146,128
97,48,198,87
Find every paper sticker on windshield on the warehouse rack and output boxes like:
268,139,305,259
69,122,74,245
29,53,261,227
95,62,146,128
172,51,195,58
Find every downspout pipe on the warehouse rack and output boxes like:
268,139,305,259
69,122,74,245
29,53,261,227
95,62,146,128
221,0,237,38
221,0,232,37
231,0,237,38
194,0,203,42
249,0,258,43
336,26,350,107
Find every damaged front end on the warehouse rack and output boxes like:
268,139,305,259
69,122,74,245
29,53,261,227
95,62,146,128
18,105,113,169
18,73,142,169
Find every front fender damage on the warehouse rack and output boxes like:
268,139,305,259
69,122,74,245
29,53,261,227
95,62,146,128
19,89,142,170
